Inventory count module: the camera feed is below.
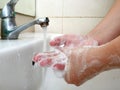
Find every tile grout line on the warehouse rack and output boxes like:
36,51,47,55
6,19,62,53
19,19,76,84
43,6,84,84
48,16,104,18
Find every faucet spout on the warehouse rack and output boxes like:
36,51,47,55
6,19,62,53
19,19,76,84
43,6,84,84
7,17,49,39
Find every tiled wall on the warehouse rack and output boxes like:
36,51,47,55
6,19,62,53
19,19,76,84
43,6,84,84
36,0,115,35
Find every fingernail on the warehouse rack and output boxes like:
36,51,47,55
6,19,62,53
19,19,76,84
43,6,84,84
32,61,35,66
39,59,52,67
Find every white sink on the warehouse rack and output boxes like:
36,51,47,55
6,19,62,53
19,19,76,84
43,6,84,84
0,32,120,90
0,33,45,90
0,32,61,90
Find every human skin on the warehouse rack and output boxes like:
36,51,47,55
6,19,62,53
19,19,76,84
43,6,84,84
33,35,120,86
33,35,98,70
64,35,120,86
88,0,120,45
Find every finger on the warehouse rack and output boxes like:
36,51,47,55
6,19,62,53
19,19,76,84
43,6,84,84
38,51,67,67
33,51,60,62
39,58,53,67
53,63,65,71
49,38,60,46
33,53,43,62
49,34,76,47
49,36,65,46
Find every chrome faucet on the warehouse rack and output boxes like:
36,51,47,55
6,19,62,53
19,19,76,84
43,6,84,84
0,0,49,40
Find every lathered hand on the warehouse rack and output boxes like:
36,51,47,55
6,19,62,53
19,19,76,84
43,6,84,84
33,34,102,85
33,34,98,70
49,34,98,48
33,50,67,71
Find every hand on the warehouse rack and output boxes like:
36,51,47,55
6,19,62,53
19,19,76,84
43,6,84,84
33,45,106,86
33,34,101,85
33,34,98,70
63,46,105,86
49,34,98,48
33,50,67,71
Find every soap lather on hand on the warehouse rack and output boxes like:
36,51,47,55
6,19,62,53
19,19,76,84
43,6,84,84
33,34,100,85
33,35,98,71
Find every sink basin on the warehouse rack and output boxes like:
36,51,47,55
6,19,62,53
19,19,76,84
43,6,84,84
0,32,61,90
0,33,44,90
0,32,120,90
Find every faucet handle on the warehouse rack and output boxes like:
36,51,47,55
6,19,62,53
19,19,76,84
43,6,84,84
1,0,18,18
8,0,19,5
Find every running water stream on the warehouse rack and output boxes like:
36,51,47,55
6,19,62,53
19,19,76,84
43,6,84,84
40,27,48,90
39,27,65,90
42,27,47,52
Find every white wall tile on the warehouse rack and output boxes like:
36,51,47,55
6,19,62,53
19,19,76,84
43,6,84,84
36,0,63,17
16,0,35,16
63,18,102,35
36,0,115,34
63,0,115,17
35,18,63,33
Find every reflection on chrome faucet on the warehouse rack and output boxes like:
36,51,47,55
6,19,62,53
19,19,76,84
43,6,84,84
0,0,49,40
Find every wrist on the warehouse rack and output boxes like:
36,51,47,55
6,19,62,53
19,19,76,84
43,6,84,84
82,35,99,46
91,42,120,71
85,33,101,46
86,45,111,72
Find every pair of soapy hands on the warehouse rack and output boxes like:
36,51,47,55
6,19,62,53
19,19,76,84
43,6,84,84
33,34,98,86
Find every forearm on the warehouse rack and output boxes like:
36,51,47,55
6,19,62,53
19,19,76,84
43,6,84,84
64,38,120,86
91,36,120,71
88,0,120,45
105,36,120,68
